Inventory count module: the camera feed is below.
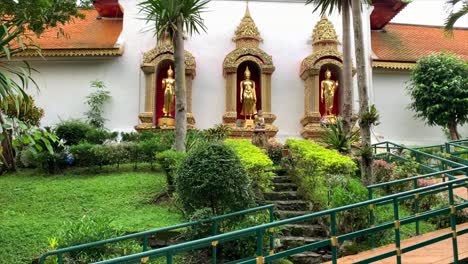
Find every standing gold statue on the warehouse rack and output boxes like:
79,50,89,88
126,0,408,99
162,66,175,117
240,66,257,120
321,69,338,116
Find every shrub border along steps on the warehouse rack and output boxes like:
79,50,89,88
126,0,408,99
39,205,275,264
91,177,468,264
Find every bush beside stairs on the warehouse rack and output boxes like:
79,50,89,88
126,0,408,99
264,171,332,264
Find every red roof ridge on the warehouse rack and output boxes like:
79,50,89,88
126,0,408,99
384,23,468,30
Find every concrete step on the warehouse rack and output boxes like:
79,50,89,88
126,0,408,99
273,183,298,192
266,200,310,211
276,210,322,225
289,251,323,264
283,224,327,237
264,191,298,201
272,176,293,184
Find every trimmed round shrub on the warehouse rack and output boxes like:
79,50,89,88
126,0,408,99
176,142,255,216
55,120,92,145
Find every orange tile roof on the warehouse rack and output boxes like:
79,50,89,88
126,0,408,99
372,23,468,65
16,9,123,57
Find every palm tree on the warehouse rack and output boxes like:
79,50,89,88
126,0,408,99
139,0,209,152
305,0,354,136
445,0,468,33
351,0,373,183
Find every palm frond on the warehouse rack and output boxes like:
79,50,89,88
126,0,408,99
139,0,209,39
444,1,468,34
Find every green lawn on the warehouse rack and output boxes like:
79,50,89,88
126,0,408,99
0,170,182,264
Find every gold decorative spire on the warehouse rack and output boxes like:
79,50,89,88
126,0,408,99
312,16,339,46
233,1,263,47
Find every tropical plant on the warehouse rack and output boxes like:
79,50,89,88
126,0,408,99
444,0,468,33
321,117,359,153
305,0,354,135
139,0,210,152
84,80,111,129
0,0,82,171
1,95,45,126
406,52,468,140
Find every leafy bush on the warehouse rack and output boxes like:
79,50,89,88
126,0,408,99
55,120,92,146
84,128,118,144
176,142,255,216
285,139,358,210
372,159,395,184
329,177,369,235
47,215,141,263
1,95,44,126
69,142,96,167
266,140,284,165
225,139,274,194
156,150,187,193
203,124,231,142
120,131,140,142
84,80,111,128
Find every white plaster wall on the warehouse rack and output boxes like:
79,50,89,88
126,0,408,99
373,70,468,145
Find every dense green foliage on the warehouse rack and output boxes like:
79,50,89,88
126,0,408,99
266,140,284,165
50,216,141,263
285,139,357,210
1,95,44,126
176,142,254,215
0,171,181,264
156,150,187,193
225,139,274,193
55,120,92,145
407,53,468,139
84,80,111,128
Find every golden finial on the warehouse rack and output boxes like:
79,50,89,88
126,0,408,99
245,0,251,17
233,0,262,45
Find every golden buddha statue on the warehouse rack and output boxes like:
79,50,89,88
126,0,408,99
321,69,338,116
240,66,257,121
162,66,175,117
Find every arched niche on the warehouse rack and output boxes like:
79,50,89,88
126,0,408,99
222,4,277,138
300,16,353,139
136,41,196,131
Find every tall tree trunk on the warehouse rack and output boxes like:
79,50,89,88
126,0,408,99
173,18,187,152
448,120,460,140
351,0,372,183
0,113,16,172
341,0,353,136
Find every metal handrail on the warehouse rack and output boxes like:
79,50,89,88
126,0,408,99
93,177,468,264
39,204,275,264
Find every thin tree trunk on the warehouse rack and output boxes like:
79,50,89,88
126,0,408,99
173,18,187,152
351,0,372,183
448,121,460,140
341,0,353,136
0,112,16,172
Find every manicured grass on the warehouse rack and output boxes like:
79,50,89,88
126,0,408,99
0,170,182,264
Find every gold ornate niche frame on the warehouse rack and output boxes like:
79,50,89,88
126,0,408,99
222,4,277,138
136,39,197,131
300,16,354,139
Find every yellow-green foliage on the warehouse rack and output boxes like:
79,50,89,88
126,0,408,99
285,139,358,210
225,139,274,192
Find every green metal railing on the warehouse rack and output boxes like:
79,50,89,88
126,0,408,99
92,178,468,264
39,204,275,264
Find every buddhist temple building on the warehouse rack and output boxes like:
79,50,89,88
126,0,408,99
13,0,468,144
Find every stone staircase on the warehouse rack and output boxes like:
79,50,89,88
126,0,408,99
265,173,331,264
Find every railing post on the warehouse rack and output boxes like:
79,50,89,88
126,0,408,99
386,142,390,153
445,143,450,154
413,180,420,236
368,188,375,249
268,207,275,256
166,252,173,264
256,229,264,258
58,253,62,264
143,234,149,252
211,221,218,264
330,212,338,264
448,183,459,264
393,198,402,264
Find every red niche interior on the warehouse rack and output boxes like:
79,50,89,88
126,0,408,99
236,61,262,120
319,67,340,117
154,61,176,124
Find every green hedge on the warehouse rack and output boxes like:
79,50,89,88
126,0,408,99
225,139,274,194
285,139,358,210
